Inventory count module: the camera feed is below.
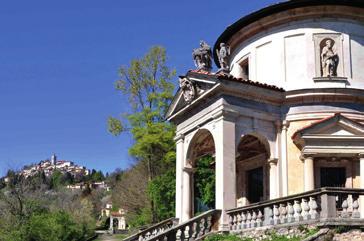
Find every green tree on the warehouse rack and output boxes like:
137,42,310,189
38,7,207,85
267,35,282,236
50,170,61,189
194,155,215,212
0,170,97,241
109,46,176,223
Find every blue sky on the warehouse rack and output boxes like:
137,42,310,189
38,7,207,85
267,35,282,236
0,0,277,176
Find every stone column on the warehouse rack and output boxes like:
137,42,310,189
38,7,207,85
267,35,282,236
109,216,113,230
359,153,364,218
269,158,278,199
281,120,289,196
213,111,236,231
181,165,193,222
174,134,184,222
302,155,315,191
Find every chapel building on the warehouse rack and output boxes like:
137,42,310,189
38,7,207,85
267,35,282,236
166,0,364,231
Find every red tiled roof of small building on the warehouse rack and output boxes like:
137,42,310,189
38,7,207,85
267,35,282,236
110,212,124,217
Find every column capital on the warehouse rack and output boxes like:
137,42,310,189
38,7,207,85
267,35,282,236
358,153,364,159
183,160,196,174
174,134,185,142
282,120,290,130
268,158,278,166
300,153,315,161
183,167,196,174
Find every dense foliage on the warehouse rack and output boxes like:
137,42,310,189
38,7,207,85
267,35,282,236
109,46,176,226
0,172,101,241
194,155,215,212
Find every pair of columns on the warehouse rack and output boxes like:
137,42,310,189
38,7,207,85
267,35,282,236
301,154,364,192
302,154,364,218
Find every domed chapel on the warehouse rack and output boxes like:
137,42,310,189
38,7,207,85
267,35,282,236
109,2,364,240
165,0,364,232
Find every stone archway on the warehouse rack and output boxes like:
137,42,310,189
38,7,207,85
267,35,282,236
236,133,270,206
185,129,216,217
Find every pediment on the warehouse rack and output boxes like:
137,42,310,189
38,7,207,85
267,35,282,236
292,114,364,149
296,114,364,137
165,71,218,121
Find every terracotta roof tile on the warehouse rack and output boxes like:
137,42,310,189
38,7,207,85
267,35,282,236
187,70,285,92
291,113,341,140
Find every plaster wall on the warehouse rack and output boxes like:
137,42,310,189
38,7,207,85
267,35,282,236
286,120,308,195
229,19,364,90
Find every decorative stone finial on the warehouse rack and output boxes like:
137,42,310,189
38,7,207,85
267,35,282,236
192,40,212,71
216,43,230,72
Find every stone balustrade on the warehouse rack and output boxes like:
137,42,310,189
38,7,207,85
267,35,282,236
123,217,178,241
227,188,364,232
145,209,221,241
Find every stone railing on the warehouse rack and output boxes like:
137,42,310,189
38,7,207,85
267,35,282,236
227,188,364,232
123,217,178,241
146,209,221,241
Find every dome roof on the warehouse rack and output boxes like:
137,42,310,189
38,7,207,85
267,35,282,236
213,0,364,68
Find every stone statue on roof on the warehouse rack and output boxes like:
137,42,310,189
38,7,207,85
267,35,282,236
217,43,230,72
192,40,212,71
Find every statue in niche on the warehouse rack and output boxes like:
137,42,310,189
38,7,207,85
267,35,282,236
216,43,231,72
321,39,338,77
179,77,196,103
192,40,212,71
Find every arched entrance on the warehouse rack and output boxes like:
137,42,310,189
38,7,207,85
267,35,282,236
186,129,216,216
236,134,270,206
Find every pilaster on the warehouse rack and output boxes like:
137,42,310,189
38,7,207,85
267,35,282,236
212,110,237,231
174,134,185,222
281,120,289,196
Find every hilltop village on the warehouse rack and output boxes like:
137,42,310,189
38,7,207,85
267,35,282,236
20,154,89,178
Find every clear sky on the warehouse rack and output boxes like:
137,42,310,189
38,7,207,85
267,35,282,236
0,0,277,176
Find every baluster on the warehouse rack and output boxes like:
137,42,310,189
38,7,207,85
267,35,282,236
294,200,303,222
287,202,294,223
241,212,247,229
341,195,349,218
309,197,319,219
138,235,143,241
206,216,212,232
267,206,274,225
184,225,190,241
236,213,242,230
246,211,252,228
280,203,287,224
191,222,198,240
302,198,310,220
232,214,237,230
146,232,151,240
163,236,168,241
256,210,263,227
273,205,280,225
176,229,182,241
197,218,205,237
229,215,234,231
251,210,257,227
352,195,360,218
